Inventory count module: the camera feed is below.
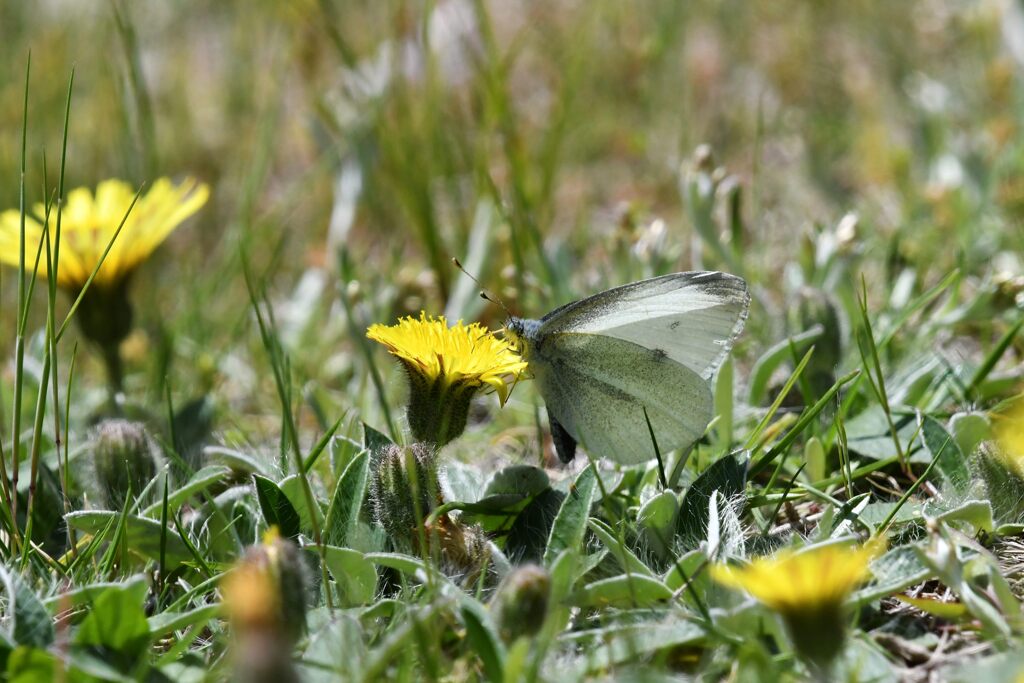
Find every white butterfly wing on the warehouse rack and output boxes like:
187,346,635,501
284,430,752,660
530,333,714,464
538,271,749,379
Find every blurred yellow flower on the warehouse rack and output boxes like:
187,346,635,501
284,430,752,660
994,398,1024,473
711,541,882,669
711,542,878,612
367,312,526,403
220,548,280,632
220,527,306,641
367,312,526,445
0,177,208,291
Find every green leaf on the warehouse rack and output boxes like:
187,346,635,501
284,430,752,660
365,552,430,576
279,474,325,532
317,545,378,606
894,594,969,619
440,460,489,503
570,573,673,608
677,453,747,547
363,423,394,454
0,567,53,648
919,413,971,497
544,465,597,566
325,451,370,547
505,488,565,563
662,548,709,594
147,605,220,638
850,545,932,607
844,407,923,462
141,466,231,518
253,474,302,539
460,601,505,682
637,490,679,560
6,647,57,683
75,580,151,665
932,499,994,535
588,518,653,577
560,618,704,674
748,327,823,405
43,578,144,610
459,465,554,528
484,465,550,499
300,611,367,682
65,511,192,568
950,412,990,458
203,445,268,475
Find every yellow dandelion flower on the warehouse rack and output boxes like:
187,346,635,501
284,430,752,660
0,177,208,291
711,542,878,612
711,541,882,669
367,313,527,402
0,178,208,393
994,397,1024,475
367,312,527,446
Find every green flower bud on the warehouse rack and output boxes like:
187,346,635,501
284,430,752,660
369,443,442,543
490,564,551,642
91,419,160,509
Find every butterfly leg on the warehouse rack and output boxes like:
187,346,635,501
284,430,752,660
549,412,577,463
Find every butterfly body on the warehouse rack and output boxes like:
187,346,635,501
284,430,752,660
505,271,749,464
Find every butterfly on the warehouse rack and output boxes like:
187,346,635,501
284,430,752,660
504,271,749,464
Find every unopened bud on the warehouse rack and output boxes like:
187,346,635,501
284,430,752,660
491,564,551,642
91,419,160,509
222,530,308,683
369,443,442,542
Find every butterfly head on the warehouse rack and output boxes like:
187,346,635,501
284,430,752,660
503,317,540,357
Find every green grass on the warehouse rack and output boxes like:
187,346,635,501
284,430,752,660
2,1,1024,680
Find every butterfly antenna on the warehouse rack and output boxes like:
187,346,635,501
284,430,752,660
452,257,512,317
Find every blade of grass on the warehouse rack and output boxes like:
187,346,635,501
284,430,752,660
23,71,74,567
336,247,398,441
967,316,1023,401
855,277,906,469
242,257,334,610
744,345,815,451
302,414,345,474
749,368,860,478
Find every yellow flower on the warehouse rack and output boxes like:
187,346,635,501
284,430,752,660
711,542,878,612
994,397,1024,474
367,312,526,445
221,528,307,682
368,312,526,402
0,177,208,291
711,541,882,669
220,527,306,642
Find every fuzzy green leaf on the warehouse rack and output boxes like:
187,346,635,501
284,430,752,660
65,511,192,568
677,453,747,547
919,413,971,497
0,568,53,649
141,465,231,518
325,451,370,547
570,573,673,608
75,580,151,665
544,465,597,566
317,545,377,606
253,474,302,539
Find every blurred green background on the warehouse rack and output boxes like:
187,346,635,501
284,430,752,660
1,0,1022,446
